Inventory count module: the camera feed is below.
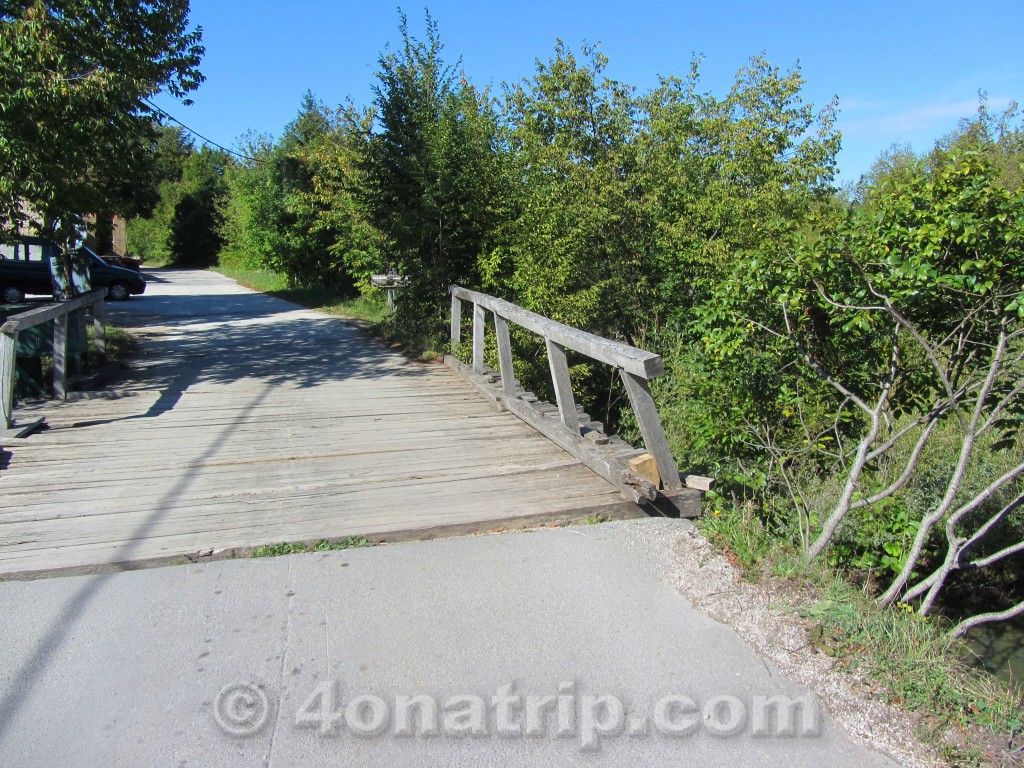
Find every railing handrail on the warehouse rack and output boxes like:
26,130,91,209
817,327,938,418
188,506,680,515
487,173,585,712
1,289,108,431
1,288,106,334
450,286,663,379
447,284,696,505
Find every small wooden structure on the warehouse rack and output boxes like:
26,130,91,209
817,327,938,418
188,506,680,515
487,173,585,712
446,285,711,516
1,288,106,436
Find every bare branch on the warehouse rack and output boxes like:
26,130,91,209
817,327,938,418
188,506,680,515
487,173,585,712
806,333,900,560
955,492,1024,560
852,420,938,510
965,539,1024,570
949,599,1024,638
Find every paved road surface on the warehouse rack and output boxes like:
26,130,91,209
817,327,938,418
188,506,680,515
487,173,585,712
0,520,901,767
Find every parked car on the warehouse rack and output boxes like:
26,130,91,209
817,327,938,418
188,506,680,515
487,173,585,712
103,254,142,271
0,238,146,302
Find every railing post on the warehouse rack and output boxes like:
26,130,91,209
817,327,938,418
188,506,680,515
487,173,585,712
546,338,580,434
1,331,17,429
494,314,516,397
619,370,681,490
472,302,485,375
92,296,106,365
53,312,68,400
449,290,461,355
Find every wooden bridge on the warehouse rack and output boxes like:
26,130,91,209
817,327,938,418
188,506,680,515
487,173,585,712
0,270,702,578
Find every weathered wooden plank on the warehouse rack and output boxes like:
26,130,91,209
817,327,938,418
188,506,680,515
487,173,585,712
0,288,106,333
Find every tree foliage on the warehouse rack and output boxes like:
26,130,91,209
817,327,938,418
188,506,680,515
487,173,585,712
0,0,204,239
698,144,1024,633
361,11,505,341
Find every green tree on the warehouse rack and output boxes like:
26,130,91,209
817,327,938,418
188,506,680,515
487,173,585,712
639,55,840,325
487,42,650,341
700,147,1024,634
126,133,228,267
362,11,504,343
298,102,384,291
167,145,228,266
0,0,203,240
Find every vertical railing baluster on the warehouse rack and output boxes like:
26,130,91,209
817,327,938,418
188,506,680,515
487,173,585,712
546,338,579,434
472,302,485,375
619,370,681,490
494,314,515,397
53,312,68,400
1,331,17,429
449,290,461,355
92,297,106,365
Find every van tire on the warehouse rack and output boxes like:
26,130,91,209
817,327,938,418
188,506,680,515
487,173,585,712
2,285,25,304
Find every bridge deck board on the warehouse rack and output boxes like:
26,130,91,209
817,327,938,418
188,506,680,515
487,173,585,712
0,270,637,577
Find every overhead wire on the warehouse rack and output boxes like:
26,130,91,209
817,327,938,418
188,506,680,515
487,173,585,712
141,97,258,163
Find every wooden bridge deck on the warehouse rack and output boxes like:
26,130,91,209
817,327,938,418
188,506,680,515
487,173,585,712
0,270,637,577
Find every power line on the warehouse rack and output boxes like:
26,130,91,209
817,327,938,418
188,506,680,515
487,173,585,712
141,98,257,162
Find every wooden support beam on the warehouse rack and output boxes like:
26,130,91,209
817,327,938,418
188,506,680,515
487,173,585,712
628,453,661,488
1,332,16,429
445,355,656,504
545,338,579,434
449,292,461,354
619,370,682,491
472,302,485,375
681,473,716,491
494,314,516,398
92,298,106,365
53,313,69,400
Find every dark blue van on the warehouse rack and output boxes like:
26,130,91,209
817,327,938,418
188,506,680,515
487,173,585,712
0,237,146,303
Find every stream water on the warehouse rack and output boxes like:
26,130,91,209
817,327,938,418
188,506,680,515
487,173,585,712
964,618,1024,688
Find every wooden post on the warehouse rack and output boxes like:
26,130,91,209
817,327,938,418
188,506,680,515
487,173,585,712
472,302,485,375
92,297,106,365
546,339,580,434
619,370,681,490
1,331,17,429
449,291,461,354
494,314,516,397
53,312,68,400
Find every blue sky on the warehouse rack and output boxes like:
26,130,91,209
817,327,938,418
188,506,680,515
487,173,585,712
152,1,1023,184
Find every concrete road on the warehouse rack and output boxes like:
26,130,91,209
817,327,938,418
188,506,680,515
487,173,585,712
0,520,901,767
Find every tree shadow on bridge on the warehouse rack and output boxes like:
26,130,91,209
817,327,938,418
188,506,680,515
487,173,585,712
0,386,275,743
69,289,434,428
0,273,448,739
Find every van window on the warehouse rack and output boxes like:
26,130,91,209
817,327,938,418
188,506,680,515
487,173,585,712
0,243,19,261
24,243,47,262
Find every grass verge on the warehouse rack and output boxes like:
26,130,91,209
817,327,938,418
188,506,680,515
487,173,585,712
212,265,389,325
248,536,371,558
698,507,1024,767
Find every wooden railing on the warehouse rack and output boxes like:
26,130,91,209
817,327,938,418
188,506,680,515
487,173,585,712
447,285,710,513
1,288,107,433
